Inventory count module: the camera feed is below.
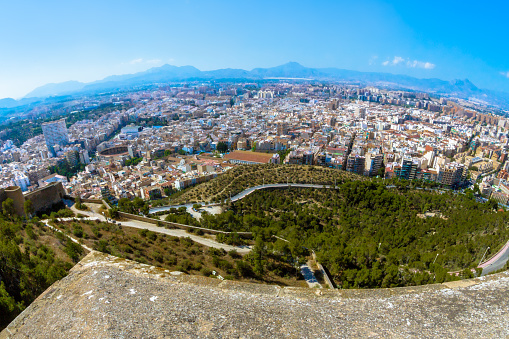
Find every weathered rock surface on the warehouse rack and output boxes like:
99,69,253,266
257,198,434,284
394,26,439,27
2,251,509,338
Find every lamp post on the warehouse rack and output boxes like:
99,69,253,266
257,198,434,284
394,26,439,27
479,247,490,266
433,253,439,264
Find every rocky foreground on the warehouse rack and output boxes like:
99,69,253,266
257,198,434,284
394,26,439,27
2,251,508,338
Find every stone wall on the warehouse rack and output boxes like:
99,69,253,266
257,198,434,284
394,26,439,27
2,186,26,216
25,182,66,213
3,251,509,338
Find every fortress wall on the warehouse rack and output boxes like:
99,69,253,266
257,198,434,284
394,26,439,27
4,186,26,216
3,251,509,338
25,182,65,213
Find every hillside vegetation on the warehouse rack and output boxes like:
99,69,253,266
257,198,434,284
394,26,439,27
0,217,86,329
49,219,305,288
195,181,509,288
168,164,366,204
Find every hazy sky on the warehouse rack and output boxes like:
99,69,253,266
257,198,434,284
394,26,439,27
1,0,508,99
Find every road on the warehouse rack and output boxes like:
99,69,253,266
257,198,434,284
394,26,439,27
78,188,509,274
150,203,222,218
479,241,509,275
70,204,251,254
118,218,251,254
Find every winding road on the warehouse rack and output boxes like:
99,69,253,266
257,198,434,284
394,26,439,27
85,183,509,274
479,241,509,275
150,183,336,214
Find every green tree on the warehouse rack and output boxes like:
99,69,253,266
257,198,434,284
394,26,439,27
108,207,120,219
23,199,34,219
0,281,23,329
2,198,16,219
216,142,228,153
252,235,265,276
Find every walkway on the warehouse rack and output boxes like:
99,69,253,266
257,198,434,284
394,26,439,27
479,241,509,275
70,204,251,254
150,183,336,213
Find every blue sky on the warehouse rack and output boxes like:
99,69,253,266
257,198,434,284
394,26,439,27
1,0,508,99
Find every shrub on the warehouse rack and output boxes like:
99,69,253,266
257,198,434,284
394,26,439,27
200,267,212,276
228,249,241,259
236,260,254,277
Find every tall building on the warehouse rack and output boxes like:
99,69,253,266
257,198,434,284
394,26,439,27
79,150,90,165
346,154,365,175
12,172,30,192
365,152,384,177
277,122,289,136
65,150,79,167
354,107,366,119
41,119,69,153
398,157,420,180
438,163,465,188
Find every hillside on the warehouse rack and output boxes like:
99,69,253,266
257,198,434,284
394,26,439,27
0,217,87,329
166,164,366,204
187,179,508,288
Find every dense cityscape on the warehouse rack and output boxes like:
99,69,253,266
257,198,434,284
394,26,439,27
2,0,509,336
1,82,508,205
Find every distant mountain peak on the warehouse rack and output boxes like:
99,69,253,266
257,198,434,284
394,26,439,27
448,78,478,91
2,62,508,110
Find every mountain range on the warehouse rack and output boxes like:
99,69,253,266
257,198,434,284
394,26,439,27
2,62,509,110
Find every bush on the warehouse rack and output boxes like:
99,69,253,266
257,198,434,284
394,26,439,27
147,231,157,241
166,256,177,266
200,267,212,276
94,239,110,254
236,260,254,277
177,259,192,272
73,225,84,238
65,239,84,263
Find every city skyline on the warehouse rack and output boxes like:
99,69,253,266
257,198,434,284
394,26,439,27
1,0,509,99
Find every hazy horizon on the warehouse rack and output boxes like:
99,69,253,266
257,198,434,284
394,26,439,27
1,0,508,99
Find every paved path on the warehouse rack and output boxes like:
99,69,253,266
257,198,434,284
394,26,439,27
82,186,509,273
118,218,251,254
151,183,336,213
479,241,509,275
41,220,94,252
69,204,251,254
